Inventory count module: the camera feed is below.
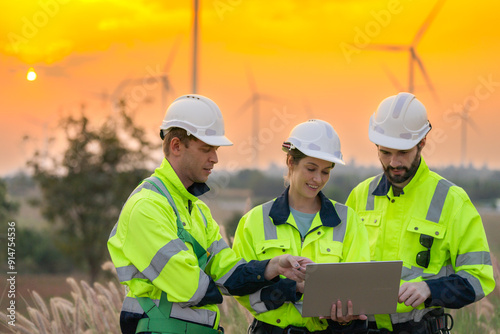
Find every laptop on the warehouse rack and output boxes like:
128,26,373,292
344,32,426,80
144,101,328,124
300,261,403,317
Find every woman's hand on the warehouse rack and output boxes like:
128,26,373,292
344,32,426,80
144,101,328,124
264,254,314,282
321,300,367,325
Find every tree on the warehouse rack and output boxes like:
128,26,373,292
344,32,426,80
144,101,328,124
28,108,159,281
0,178,19,223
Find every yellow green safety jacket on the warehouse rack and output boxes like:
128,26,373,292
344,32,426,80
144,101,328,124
346,158,495,329
232,188,370,332
108,159,279,333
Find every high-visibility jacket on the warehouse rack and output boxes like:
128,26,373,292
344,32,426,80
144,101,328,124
232,188,370,332
108,159,278,332
346,158,495,328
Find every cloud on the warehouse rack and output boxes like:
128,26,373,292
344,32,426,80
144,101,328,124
0,0,189,64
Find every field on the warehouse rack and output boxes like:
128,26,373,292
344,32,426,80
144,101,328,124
1,210,499,333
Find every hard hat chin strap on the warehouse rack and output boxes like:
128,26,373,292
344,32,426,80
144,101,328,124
282,142,296,150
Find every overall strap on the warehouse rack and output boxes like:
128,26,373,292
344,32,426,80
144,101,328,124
136,292,221,334
143,177,208,270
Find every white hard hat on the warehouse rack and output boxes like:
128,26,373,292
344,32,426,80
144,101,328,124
369,92,431,150
282,119,345,165
160,94,232,146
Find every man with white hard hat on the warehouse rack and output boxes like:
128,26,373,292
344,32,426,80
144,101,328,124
108,94,312,334
346,92,495,333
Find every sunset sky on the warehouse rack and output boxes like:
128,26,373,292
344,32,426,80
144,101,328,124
1,0,500,176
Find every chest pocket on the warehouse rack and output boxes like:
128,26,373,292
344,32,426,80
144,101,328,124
317,240,343,262
402,217,447,269
357,211,382,258
256,239,291,260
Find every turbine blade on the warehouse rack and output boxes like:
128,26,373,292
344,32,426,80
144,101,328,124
164,35,182,73
246,65,257,93
412,0,446,46
367,44,409,52
236,97,254,115
381,63,405,92
258,93,285,105
465,115,480,134
413,53,440,104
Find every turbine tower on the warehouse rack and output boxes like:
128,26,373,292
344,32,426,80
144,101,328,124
192,0,199,93
449,104,479,167
237,67,282,166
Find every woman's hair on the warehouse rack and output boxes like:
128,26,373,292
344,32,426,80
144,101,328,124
284,148,308,186
162,127,196,157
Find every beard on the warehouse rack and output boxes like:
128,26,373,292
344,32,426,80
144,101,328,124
383,149,422,185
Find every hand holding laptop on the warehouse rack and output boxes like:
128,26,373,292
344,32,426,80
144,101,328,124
321,300,368,324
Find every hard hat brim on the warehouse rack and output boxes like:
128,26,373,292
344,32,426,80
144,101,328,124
195,134,233,147
369,130,422,150
307,151,345,165
283,145,345,165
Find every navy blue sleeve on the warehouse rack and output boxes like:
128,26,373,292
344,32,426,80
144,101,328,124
196,277,223,306
425,274,476,309
261,279,300,311
223,260,279,296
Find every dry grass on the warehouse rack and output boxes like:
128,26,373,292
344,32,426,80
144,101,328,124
1,246,498,333
0,262,125,334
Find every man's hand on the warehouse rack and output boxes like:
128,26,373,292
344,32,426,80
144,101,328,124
296,281,305,294
321,300,367,324
264,254,313,282
398,282,431,307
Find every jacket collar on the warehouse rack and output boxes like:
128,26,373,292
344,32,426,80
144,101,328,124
269,186,342,227
154,158,210,200
372,157,429,196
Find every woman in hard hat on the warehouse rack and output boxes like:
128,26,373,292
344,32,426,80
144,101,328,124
232,119,370,333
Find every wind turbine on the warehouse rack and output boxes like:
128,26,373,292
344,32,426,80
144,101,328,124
109,38,180,116
369,0,446,103
237,67,282,166
448,104,480,167
192,0,200,93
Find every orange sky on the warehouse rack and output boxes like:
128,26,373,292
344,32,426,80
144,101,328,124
1,0,500,176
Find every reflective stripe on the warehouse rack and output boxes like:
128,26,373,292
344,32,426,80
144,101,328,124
293,301,303,315
142,239,189,282
170,302,217,328
456,251,492,267
456,270,485,301
145,176,179,214
197,205,208,227
121,296,217,327
109,223,118,239
116,264,147,282
401,264,451,281
392,93,413,118
366,174,383,211
248,290,268,314
123,296,159,313
426,179,453,223
332,203,348,243
178,271,211,307
207,238,229,259
215,258,247,295
368,308,434,324
262,200,278,240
